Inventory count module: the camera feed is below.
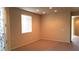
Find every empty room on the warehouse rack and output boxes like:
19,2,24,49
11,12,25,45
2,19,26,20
1,7,79,51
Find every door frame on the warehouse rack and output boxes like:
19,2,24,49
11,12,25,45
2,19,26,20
71,16,79,42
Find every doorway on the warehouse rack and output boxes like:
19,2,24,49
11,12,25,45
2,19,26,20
71,16,79,43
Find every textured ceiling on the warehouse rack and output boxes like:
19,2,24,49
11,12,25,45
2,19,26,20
19,7,79,15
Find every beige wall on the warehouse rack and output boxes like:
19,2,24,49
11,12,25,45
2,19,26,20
9,8,41,49
5,8,11,50
41,12,71,43
74,17,79,36
71,11,79,16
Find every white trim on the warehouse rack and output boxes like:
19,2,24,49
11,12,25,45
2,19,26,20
71,16,79,40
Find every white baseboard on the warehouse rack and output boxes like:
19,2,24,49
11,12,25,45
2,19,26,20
11,39,40,50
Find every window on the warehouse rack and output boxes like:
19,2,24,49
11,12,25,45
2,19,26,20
21,14,32,33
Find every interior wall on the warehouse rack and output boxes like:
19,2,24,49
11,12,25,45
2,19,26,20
9,8,41,49
74,17,79,36
41,12,71,43
71,11,79,16
5,8,11,50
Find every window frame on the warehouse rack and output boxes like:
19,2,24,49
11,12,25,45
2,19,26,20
21,14,32,34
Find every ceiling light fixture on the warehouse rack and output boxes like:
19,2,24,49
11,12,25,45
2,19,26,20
54,10,57,12
36,9,39,12
42,11,46,14
49,7,52,9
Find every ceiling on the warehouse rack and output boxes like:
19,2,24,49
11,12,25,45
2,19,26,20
19,7,79,15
